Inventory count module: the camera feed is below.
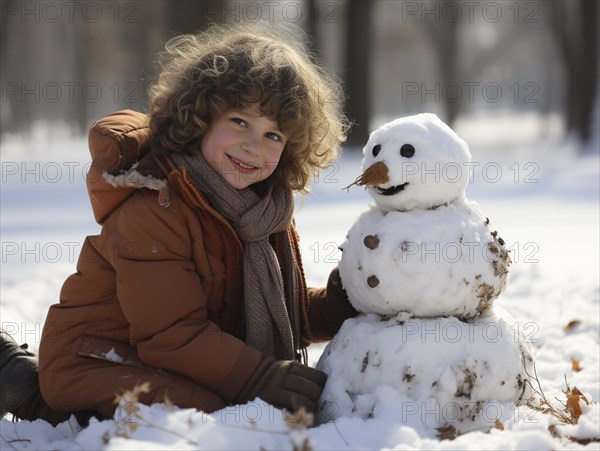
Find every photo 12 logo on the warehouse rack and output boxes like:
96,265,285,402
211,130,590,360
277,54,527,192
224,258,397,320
1,1,140,24
354,161,540,185
401,82,540,105
399,1,540,24
198,1,340,24
1,81,141,105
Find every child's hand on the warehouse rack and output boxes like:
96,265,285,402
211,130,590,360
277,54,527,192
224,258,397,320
235,356,326,413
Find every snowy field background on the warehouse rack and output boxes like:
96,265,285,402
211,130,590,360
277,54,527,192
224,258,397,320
1,113,599,450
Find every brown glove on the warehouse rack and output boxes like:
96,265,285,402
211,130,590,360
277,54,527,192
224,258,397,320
235,356,326,413
308,267,359,341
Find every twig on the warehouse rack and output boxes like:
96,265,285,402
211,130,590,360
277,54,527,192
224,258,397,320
524,363,576,425
0,436,18,451
0,421,21,451
331,421,350,448
135,411,299,444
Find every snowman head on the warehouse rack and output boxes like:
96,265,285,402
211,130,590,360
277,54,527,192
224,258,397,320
357,113,472,212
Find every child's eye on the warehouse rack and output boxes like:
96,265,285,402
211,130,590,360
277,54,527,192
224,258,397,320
266,132,282,142
231,118,248,127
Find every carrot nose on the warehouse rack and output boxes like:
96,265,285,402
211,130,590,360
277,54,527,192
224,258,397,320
343,161,389,190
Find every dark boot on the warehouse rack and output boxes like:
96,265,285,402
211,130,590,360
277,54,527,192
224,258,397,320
0,329,74,425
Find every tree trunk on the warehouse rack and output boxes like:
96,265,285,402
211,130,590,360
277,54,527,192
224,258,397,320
577,0,598,143
546,0,598,145
344,0,372,147
426,6,459,126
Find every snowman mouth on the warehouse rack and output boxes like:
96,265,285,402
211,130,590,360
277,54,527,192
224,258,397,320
376,182,409,196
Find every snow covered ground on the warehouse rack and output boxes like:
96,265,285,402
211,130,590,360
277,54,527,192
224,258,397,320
1,113,599,449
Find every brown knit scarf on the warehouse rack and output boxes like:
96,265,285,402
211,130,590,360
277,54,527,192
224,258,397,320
171,150,300,360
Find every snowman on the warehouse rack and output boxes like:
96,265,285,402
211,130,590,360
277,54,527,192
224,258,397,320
316,114,533,431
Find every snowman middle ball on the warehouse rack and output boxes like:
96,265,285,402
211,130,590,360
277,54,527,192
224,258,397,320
338,198,509,318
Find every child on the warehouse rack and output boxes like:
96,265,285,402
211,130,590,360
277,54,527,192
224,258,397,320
0,22,357,423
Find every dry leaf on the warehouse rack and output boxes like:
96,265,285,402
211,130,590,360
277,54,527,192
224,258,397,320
570,437,600,445
564,320,581,332
114,381,151,406
571,357,583,372
527,368,589,426
436,425,459,440
134,381,151,396
565,386,589,423
285,407,314,430
163,392,174,412
494,420,505,430
548,424,560,438
548,424,600,445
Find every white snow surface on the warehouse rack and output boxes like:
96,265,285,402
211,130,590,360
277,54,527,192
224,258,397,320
1,113,599,449
104,348,124,363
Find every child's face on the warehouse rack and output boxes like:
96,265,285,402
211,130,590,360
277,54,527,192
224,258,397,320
201,104,287,190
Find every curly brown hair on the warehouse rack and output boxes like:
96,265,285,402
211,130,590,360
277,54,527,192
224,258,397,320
148,22,349,193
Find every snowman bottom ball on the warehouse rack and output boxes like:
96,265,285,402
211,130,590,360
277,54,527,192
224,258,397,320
316,309,534,429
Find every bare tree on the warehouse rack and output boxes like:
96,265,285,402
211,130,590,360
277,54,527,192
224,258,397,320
426,5,459,126
546,0,598,144
344,0,372,147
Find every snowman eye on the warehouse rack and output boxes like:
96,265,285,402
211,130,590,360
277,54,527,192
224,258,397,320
400,144,415,158
372,144,382,157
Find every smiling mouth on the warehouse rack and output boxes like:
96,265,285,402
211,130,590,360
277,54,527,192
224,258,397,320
376,182,409,196
228,155,260,172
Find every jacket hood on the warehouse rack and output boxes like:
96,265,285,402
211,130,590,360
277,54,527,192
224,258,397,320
87,110,166,224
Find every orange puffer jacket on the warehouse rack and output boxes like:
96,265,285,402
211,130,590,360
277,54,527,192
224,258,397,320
38,110,356,417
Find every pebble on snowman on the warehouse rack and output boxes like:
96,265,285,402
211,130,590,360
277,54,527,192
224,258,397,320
316,113,534,432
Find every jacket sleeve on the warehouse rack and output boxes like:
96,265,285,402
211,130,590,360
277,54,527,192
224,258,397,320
306,267,359,342
98,190,262,402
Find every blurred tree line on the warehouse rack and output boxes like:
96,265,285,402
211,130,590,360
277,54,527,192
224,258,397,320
0,0,597,148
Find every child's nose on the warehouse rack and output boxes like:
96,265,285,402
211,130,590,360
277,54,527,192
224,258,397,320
242,136,262,156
